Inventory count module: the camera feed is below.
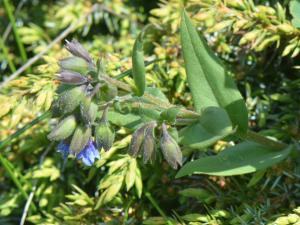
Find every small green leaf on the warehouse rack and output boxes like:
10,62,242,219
176,142,294,177
180,9,248,133
160,106,181,124
132,24,152,96
139,104,162,123
247,169,267,187
198,106,233,136
103,111,144,130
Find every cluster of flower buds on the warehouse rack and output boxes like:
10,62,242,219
128,122,182,169
47,39,115,166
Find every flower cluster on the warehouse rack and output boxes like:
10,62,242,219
48,39,115,166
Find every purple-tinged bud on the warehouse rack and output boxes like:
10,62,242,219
57,57,96,75
47,115,77,141
59,84,88,114
70,125,91,155
128,125,147,157
161,123,182,169
80,95,98,125
76,137,100,166
65,39,94,65
95,103,114,151
56,70,88,85
95,118,115,152
143,125,156,164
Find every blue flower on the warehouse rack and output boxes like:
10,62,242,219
76,138,100,166
56,140,70,159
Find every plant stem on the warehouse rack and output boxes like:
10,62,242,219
236,130,289,151
145,191,173,225
124,196,135,225
101,76,199,119
3,0,31,74
0,154,37,212
0,35,16,73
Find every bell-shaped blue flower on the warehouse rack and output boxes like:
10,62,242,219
76,138,100,166
56,140,71,159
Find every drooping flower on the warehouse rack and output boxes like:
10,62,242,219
76,137,100,166
56,140,71,159
56,137,100,166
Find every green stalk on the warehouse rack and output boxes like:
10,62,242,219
0,154,37,212
124,196,135,225
145,191,173,225
0,35,16,73
0,110,51,150
3,0,31,74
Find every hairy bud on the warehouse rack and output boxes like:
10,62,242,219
47,115,77,141
65,38,94,65
80,95,98,124
143,125,156,164
161,123,182,169
57,57,96,75
56,70,88,85
70,125,91,155
95,118,115,152
60,84,88,114
128,125,147,157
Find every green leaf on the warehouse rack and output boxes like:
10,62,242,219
102,111,144,130
178,122,233,149
176,142,294,177
290,0,300,29
247,168,267,187
139,104,162,123
160,106,181,124
145,87,169,103
132,24,152,96
180,9,248,133
198,106,233,136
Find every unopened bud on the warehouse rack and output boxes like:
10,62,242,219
161,123,182,169
287,214,299,223
60,84,88,114
95,118,115,152
143,125,156,164
65,38,94,65
128,125,147,157
57,70,88,85
57,57,96,75
211,209,232,219
47,115,77,141
70,125,91,155
80,95,98,124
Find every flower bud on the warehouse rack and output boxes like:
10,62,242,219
128,125,147,157
143,125,156,164
57,57,96,75
47,115,77,141
80,95,98,125
161,123,182,169
65,38,94,65
95,118,115,152
70,125,91,155
56,70,88,85
60,84,88,114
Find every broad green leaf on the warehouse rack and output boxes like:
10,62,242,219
132,24,152,96
290,0,300,29
180,9,248,133
198,106,233,136
99,110,144,130
178,122,233,149
139,104,162,123
160,106,181,124
176,142,294,177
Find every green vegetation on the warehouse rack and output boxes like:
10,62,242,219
1,0,300,224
